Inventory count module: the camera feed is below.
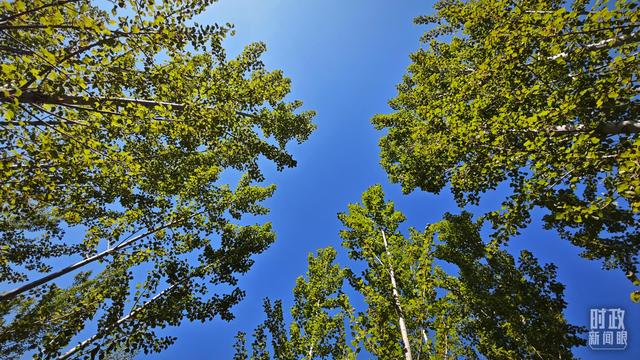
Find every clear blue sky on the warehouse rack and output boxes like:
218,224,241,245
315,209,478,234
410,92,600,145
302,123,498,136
144,1,638,358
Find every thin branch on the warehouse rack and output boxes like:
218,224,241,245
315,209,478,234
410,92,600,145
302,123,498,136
2,90,264,121
548,31,640,60
4,91,190,110
0,23,157,35
57,284,178,360
51,103,124,117
0,0,79,24
0,24,82,30
31,104,89,127
2,32,73,84
57,261,215,360
0,45,33,55
0,119,63,126
19,105,109,161
0,214,198,302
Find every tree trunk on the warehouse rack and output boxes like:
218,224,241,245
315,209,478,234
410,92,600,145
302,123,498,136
57,284,178,360
381,230,413,360
2,91,189,110
307,342,314,360
0,90,258,120
551,120,640,134
548,31,639,60
0,216,193,302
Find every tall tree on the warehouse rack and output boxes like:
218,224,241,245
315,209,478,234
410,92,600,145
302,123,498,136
432,212,585,359
287,247,357,360
338,185,453,359
240,186,584,359
0,0,315,358
373,0,640,295
340,186,584,359
234,247,359,360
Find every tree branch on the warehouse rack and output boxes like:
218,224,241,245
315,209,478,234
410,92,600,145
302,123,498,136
551,120,640,134
3,90,191,110
548,31,640,60
57,261,215,360
1,90,263,121
0,215,197,302
57,284,179,360
0,45,33,55
0,0,79,24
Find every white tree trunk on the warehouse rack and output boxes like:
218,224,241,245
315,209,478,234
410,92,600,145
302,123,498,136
551,120,640,134
57,284,177,360
381,230,413,360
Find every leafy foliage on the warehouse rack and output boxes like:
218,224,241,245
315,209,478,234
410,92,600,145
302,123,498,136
234,247,359,360
373,0,640,289
0,0,315,358
433,212,585,359
338,185,451,359
239,186,584,359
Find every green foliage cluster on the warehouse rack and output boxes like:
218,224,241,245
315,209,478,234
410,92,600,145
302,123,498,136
2,0,638,358
236,247,358,360
0,0,314,358
373,0,640,294
237,186,584,359
237,0,639,356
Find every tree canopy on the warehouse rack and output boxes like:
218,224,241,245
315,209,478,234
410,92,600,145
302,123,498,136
373,0,640,294
237,186,584,359
2,0,635,358
234,247,359,360
0,0,315,358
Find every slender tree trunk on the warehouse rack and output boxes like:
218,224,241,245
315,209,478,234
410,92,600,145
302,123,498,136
306,300,321,360
57,261,214,359
551,120,640,134
443,325,448,360
2,91,189,109
0,216,193,302
421,328,429,347
381,230,413,360
307,342,314,360
0,90,258,119
57,284,178,360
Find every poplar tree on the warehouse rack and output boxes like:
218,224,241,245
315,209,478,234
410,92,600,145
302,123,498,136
0,0,315,358
337,185,457,360
373,0,640,295
239,186,584,359
234,247,359,360
432,212,585,359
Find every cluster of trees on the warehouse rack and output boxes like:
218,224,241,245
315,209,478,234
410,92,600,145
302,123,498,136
373,0,640,296
235,186,584,359
236,0,639,358
0,0,314,358
0,0,637,359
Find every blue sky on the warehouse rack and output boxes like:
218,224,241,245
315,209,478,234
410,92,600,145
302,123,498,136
143,1,638,358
